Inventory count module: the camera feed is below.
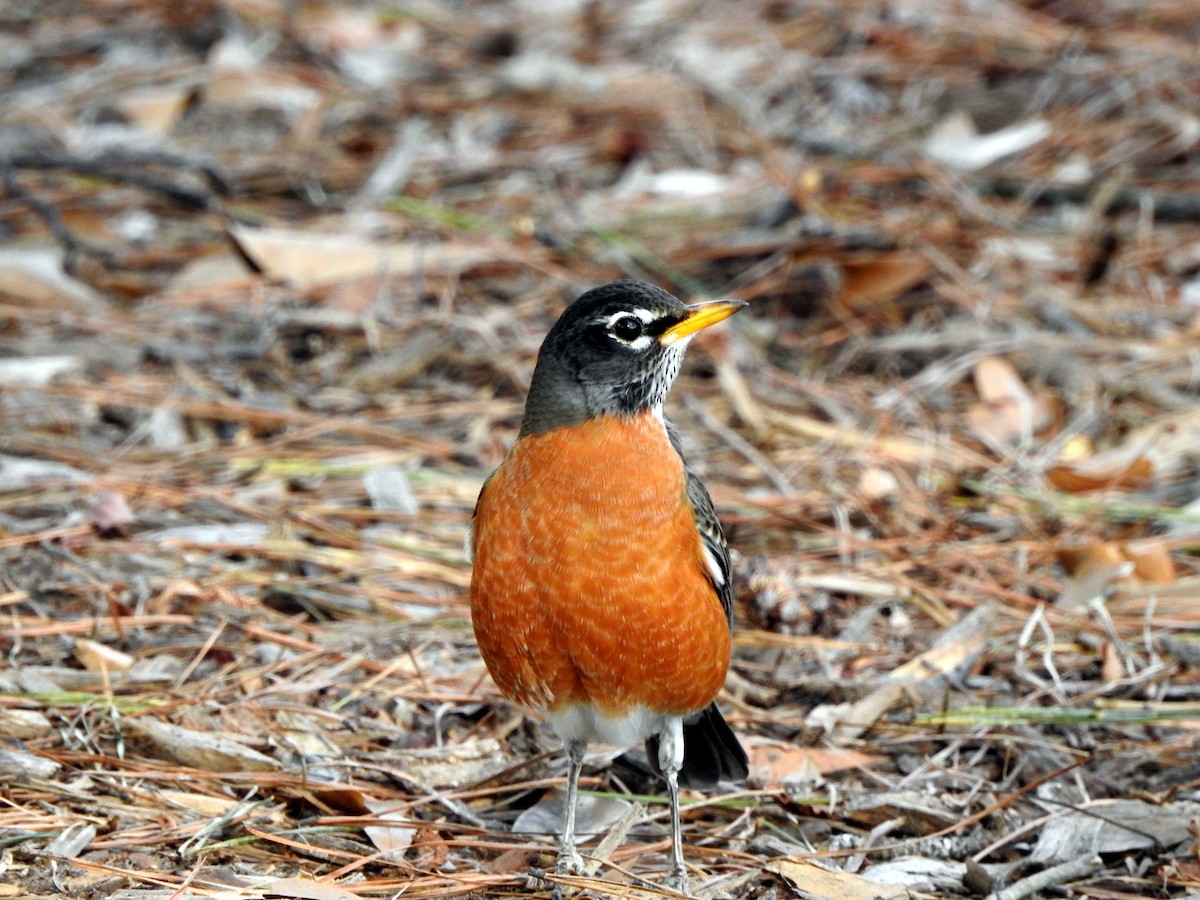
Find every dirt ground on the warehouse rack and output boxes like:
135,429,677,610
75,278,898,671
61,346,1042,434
2,1,1199,898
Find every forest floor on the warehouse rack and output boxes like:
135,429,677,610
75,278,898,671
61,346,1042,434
2,1,1199,898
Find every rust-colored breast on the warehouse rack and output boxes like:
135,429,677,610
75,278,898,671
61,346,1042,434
469,413,730,718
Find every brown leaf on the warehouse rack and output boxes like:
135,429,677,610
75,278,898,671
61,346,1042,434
309,786,371,815
1046,450,1153,492
1122,539,1175,584
487,847,545,875
749,741,884,786
769,858,909,900
111,84,191,136
1101,640,1124,683
966,356,1058,444
1058,540,1127,576
839,251,931,311
1060,539,1174,586
973,356,1029,404
410,827,451,871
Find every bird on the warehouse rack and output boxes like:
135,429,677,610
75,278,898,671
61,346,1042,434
468,279,749,893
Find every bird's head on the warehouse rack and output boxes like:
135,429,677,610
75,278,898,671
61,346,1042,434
521,280,745,435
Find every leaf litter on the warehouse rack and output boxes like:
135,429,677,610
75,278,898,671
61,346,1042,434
1,0,1199,898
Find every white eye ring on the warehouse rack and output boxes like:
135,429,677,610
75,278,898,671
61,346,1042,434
601,309,656,351
609,314,644,342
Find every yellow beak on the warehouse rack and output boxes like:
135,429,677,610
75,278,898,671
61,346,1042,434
659,298,747,346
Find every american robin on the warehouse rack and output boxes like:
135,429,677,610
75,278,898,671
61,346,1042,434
469,280,749,892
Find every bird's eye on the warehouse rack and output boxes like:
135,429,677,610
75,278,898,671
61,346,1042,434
609,315,644,342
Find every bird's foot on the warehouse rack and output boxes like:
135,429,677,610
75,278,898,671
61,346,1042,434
663,865,691,897
548,849,588,900
554,847,587,876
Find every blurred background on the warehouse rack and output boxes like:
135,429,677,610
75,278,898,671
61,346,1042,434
2,1,1199,897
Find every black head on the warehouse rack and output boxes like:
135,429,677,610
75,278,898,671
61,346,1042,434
520,280,745,436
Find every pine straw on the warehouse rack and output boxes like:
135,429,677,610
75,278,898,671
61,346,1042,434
2,0,1200,897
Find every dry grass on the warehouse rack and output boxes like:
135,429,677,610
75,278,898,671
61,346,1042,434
2,0,1199,897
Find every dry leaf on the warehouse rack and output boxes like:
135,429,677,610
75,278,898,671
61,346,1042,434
965,399,1051,445
391,737,511,788
1101,641,1123,683
1032,799,1200,863
1126,408,1200,478
167,251,255,292
111,84,191,135
0,247,107,310
839,252,931,310
42,822,96,859
973,356,1028,404
87,490,135,532
361,796,417,860
843,790,961,832
123,718,279,772
1058,540,1127,576
410,826,451,871
514,790,632,837
158,789,241,817
0,747,62,781
749,741,884,786
0,355,81,388
966,356,1056,444
487,847,544,874
1046,448,1153,492
260,877,360,900
230,224,499,290
308,785,371,815
857,466,899,501
74,638,135,674
0,708,53,740
769,858,910,900
812,606,993,742
1058,539,1173,587
1122,539,1174,583
925,110,1051,170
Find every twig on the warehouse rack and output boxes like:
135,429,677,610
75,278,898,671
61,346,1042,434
965,479,1200,527
3,149,227,234
682,395,793,494
0,161,118,271
843,816,904,874
585,800,645,877
987,854,1101,900
177,790,267,858
977,174,1200,223
1014,605,1066,699
10,148,230,199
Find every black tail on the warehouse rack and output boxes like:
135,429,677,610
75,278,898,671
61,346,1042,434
646,703,749,789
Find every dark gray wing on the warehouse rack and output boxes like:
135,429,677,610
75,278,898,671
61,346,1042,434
652,421,749,785
666,419,734,629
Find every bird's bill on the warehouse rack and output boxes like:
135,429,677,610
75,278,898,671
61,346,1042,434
659,299,747,346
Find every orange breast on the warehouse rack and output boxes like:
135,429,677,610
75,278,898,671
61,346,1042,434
469,413,730,718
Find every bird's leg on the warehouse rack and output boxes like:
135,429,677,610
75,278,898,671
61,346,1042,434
658,720,690,895
556,738,587,876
